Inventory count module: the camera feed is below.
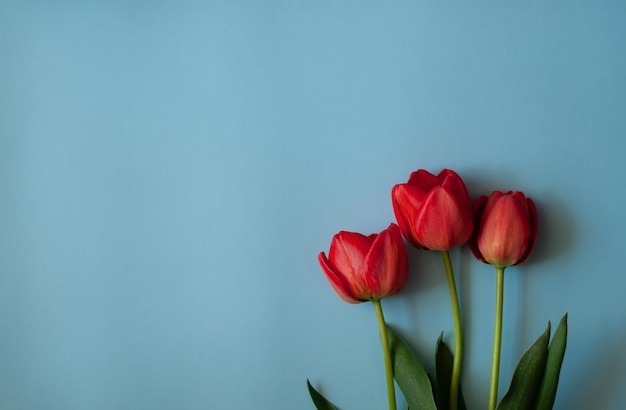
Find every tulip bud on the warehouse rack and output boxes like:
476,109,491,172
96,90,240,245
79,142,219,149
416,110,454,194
470,191,538,268
318,224,408,303
391,169,473,251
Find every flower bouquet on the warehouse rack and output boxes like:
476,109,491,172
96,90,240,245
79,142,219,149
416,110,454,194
307,169,567,410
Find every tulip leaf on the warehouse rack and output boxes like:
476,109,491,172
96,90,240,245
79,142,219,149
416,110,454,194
307,379,341,410
497,323,551,410
534,314,568,410
435,333,467,410
387,326,437,410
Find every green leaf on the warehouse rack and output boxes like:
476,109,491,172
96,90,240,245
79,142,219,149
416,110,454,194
534,314,568,410
497,322,551,410
435,333,467,410
387,326,437,410
307,379,340,410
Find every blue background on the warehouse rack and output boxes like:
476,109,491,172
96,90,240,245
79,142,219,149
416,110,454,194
2,2,625,409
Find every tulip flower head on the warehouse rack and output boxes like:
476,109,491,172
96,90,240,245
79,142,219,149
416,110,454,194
318,224,408,304
470,191,538,268
392,169,473,251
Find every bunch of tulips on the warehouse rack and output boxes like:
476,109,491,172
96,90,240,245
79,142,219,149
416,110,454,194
308,169,567,410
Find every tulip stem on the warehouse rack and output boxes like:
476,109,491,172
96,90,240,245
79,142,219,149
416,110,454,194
441,250,462,410
488,267,505,410
372,299,396,410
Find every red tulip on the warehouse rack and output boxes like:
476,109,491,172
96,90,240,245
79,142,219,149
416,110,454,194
318,224,408,304
470,191,538,268
391,169,473,251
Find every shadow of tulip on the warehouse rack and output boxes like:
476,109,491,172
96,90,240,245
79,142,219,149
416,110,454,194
404,244,448,293
392,244,449,362
511,194,576,358
556,323,626,409
530,194,576,265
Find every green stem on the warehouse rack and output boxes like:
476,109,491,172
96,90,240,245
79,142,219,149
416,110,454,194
372,299,396,410
488,267,506,410
441,250,462,410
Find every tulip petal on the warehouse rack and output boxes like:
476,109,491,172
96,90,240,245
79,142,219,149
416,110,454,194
470,195,489,263
392,184,429,249
318,252,360,303
439,169,472,208
415,187,473,250
387,224,409,295
391,185,412,244
480,190,505,220
407,169,441,191
365,224,408,298
329,231,371,274
477,194,531,267
327,231,374,299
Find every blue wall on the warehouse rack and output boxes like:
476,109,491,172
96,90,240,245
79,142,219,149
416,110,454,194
2,2,625,409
